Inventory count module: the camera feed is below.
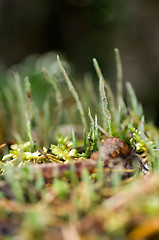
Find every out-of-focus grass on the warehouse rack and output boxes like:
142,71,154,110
0,50,159,240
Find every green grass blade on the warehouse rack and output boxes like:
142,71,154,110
126,81,143,118
97,154,104,186
24,76,34,152
93,58,112,136
14,72,26,137
93,57,115,120
72,128,77,150
42,67,62,109
114,48,127,116
114,48,123,104
57,55,87,130
88,108,98,152
70,163,79,186
104,81,116,120
94,114,98,146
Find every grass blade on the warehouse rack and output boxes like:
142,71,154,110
24,76,34,152
126,81,143,118
93,58,116,119
88,108,98,152
57,55,87,130
42,67,62,109
93,58,112,136
114,48,123,104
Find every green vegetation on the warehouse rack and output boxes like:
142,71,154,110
0,50,159,240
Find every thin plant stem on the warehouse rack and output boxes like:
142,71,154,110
42,67,62,110
24,76,34,152
114,48,123,105
93,58,112,136
57,55,87,130
93,58,116,119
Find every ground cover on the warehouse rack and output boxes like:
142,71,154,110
0,50,159,240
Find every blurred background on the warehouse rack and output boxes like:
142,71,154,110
0,0,159,125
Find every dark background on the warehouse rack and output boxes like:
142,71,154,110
0,0,159,125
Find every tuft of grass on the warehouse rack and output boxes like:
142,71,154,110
0,50,159,240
